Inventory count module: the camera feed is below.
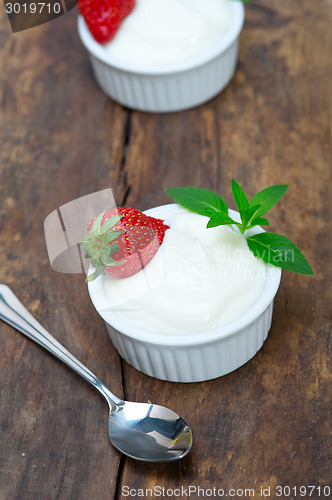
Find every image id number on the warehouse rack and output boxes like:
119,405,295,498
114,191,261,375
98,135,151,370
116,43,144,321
276,485,331,497
5,2,62,14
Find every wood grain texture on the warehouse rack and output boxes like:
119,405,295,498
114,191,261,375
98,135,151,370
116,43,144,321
0,0,331,499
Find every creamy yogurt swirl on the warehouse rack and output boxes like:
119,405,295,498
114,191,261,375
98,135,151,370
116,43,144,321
104,0,232,65
103,205,267,335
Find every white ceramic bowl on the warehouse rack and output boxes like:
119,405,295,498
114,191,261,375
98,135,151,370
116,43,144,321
87,204,281,383
77,2,244,112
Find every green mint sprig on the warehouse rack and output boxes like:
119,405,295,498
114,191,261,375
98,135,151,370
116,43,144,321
166,181,313,275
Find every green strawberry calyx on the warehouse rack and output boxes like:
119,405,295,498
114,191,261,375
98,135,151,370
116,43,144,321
81,211,124,282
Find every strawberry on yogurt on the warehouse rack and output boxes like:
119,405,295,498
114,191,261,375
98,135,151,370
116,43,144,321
82,207,169,281
78,0,136,44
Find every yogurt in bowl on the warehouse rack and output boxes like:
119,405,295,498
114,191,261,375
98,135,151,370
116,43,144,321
77,0,245,112
87,204,281,382
104,0,233,66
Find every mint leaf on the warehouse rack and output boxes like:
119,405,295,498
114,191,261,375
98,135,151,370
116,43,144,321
165,181,312,275
246,233,313,274
207,213,238,228
230,180,270,231
166,187,228,217
231,179,249,220
250,216,270,227
249,185,289,218
242,204,262,227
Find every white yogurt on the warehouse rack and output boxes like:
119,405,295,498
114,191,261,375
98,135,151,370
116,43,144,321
104,0,232,65
102,205,267,335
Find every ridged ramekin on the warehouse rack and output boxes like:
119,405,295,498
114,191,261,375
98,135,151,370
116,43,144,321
77,2,245,112
87,204,281,383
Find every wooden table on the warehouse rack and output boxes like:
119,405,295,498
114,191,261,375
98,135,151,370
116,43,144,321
1,1,331,498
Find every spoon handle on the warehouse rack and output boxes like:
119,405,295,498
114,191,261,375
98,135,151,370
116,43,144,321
0,284,122,407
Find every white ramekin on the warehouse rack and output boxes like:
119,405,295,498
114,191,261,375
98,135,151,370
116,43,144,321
77,2,245,112
87,204,281,383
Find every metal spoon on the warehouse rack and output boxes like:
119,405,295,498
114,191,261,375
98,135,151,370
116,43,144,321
0,285,192,462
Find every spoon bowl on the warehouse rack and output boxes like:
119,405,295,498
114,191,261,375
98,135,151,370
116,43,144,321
0,285,192,462
109,402,192,461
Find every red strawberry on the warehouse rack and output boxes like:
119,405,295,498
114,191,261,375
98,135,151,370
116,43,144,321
120,0,135,19
81,207,169,281
78,0,136,45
